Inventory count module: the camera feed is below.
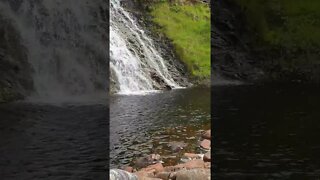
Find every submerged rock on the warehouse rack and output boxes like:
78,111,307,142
167,141,187,152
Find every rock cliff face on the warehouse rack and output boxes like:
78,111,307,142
211,0,264,84
0,14,33,102
212,0,320,84
0,0,109,102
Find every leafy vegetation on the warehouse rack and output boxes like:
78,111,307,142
150,1,211,78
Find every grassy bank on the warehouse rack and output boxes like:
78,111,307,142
232,0,320,48
150,1,210,79
229,0,320,81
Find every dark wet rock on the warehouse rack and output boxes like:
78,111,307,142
167,141,188,152
201,130,211,140
164,85,172,90
200,139,210,150
175,169,210,180
0,14,33,102
203,151,211,162
212,0,265,83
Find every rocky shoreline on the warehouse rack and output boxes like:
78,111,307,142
110,130,211,180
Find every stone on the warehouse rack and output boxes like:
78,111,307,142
183,153,202,159
175,169,210,180
167,141,187,152
202,130,211,140
200,139,211,150
203,151,211,162
134,154,162,169
204,162,211,169
145,163,164,173
123,166,134,173
110,169,138,180
135,168,155,179
155,172,171,180
175,159,205,169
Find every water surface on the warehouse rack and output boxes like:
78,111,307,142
110,87,210,168
213,84,320,179
0,101,108,179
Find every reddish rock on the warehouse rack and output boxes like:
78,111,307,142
200,139,211,150
203,151,211,162
175,159,205,170
123,166,133,173
145,163,164,173
183,153,202,159
155,172,171,180
175,169,210,180
135,168,156,179
204,162,211,169
202,130,211,140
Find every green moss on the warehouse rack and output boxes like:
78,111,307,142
150,2,211,78
0,88,14,103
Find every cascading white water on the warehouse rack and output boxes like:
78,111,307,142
110,0,182,94
0,0,108,101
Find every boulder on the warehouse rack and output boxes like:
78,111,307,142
203,151,211,162
110,169,138,180
144,163,164,173
123,166,134,173
175,159,205,170
200,139,211,150
204,162,211,169
175,169,210,180
202,130,211,140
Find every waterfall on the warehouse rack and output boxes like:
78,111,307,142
110,0,183,94
0,0,108,100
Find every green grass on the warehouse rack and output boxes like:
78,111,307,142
231,0,320,49
151,2,211,78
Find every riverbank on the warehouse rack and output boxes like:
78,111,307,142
114,130,211,180
212,0,320,84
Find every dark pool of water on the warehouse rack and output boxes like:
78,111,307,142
110,87,211,168
0,101,108,179
213,84,320,179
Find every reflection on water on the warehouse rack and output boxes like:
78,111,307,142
110,87,210,168
0,102,108,179
213,84,320,179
